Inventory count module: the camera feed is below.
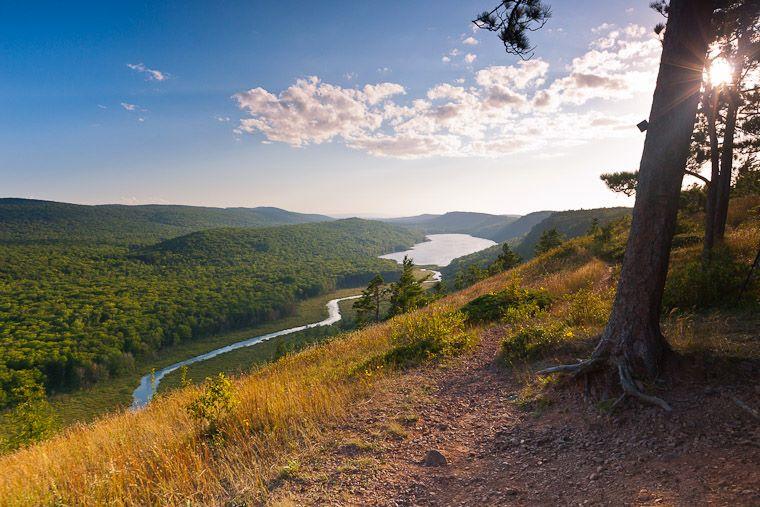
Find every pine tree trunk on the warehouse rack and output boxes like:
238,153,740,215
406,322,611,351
595,0,713,379
714,95,738,242
713,32,747,244
703,89,720,260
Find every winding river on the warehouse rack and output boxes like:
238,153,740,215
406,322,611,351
131,233,494,409
131,295,360,409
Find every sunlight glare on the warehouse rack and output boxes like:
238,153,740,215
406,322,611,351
709,58,733,87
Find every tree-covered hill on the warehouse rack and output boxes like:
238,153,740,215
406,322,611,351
488,210,554,243
384,211,521,239
441,208,630,284
0,198,332,245
0,218,422,408
513,207,631,258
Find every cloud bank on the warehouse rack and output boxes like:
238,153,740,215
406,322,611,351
234,25,660,159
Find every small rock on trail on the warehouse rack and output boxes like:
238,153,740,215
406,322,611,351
422,450,447,467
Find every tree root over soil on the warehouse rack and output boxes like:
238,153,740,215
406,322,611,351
538,352,673,412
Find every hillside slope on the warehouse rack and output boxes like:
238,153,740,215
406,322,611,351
441,208,622,282
489,210,554,243
514,207,631,258
384,211,520,240
0,198,331,244
2,198,756,505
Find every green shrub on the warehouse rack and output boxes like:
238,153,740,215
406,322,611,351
380,310,476,368
663,249,747,310
461,285,551,324
562,286,614,327
186,373,238,436
502,300,548,325
501,322,574,363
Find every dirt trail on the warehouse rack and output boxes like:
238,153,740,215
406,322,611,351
269,327,759,506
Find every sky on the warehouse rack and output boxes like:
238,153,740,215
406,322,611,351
0,1,673,217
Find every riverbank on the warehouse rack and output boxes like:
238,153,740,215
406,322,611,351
149,295,360,401
49,287,362,427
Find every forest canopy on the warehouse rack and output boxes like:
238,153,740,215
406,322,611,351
0,217,422,408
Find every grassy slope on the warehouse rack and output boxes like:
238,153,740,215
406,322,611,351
0,199,756,505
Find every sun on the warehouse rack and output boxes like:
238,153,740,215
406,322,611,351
708,58,734,87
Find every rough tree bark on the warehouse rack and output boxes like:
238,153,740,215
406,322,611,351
542,0,714,410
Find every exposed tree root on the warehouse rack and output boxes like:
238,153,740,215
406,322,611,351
617,363,672,412
538,354,673,412
537,357,601,377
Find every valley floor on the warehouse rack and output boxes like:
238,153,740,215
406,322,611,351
268,321,759,506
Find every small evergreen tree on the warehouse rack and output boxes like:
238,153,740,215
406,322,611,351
353,274,387,326
388,256,427,317
492,243,522,272
535,228,564,255
586,218,601,236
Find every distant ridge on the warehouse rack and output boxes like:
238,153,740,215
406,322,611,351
384,211,521,240
0,198,332,244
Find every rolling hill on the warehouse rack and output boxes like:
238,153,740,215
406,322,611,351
384,211,521,240
0,198,332,244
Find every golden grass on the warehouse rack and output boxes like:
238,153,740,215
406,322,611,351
0,324,396,506
0,253,539,506
2,209,755,505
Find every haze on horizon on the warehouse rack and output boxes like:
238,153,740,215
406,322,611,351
0,1,701,216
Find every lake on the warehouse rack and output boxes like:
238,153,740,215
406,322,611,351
380,233,496,267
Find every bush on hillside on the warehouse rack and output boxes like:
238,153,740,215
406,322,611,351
376,310,476,368
663,248,748,310
461,285,552,324
562,286,614,327
186,373,238,437
501,322,574,364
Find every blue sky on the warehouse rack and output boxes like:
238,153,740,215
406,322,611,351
1,1,668,216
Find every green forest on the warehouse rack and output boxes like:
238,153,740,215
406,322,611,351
0,216,422,408
0,198,331,244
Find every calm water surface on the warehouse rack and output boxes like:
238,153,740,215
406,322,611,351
380,233,496,267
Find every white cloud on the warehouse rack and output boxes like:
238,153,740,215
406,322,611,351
127,63,169,81
462,36,479,46
120,102,137,111
464,53,477,64
442,56,451,63
592,23,616,34
233,25,660,159
363,83,406,105
344,72,357,81
216,116,231,122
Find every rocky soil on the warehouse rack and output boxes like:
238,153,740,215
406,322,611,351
267,327,760,506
